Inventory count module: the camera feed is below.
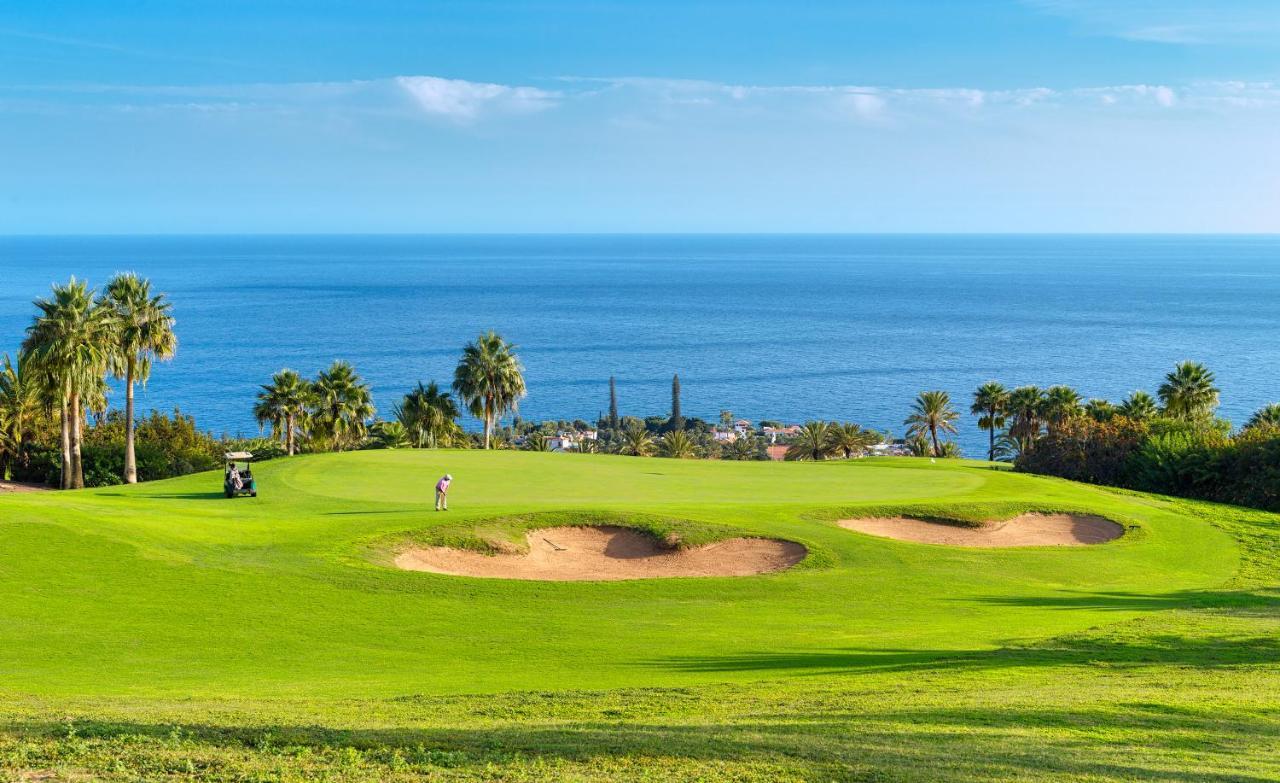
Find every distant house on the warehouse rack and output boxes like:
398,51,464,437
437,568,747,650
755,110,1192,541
733,419,753,434
766,444,789,461
712,430,738,443
547,435,576,451
761,424,802,444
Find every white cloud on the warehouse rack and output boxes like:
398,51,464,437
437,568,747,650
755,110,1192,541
5,75,1279,128
394,76,557,121
1074,84,1179,108
1023,1,1280,45
841,91,886,119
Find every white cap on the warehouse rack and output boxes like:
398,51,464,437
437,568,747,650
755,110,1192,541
444,474,452,480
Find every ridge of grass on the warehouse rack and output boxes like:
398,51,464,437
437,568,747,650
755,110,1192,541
806,500,1144,535
385,510,752,555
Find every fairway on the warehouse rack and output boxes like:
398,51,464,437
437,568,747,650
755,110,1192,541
4,451,1279,781
0,452,1240,699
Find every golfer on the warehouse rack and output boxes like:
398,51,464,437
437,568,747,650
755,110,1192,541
435,473,452,511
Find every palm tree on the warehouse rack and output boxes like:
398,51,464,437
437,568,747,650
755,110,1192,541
1084,398,1118,422
1118,390,1159,421
310,360,375,451
905,434,932,457
659,429,697,458
786,421,835,461
970,381,1010,462
1041,385,1083,434
576,436,600,454
374,420,410,448
904,391,959,458
617,426,655,457
394,381,460,448
1245,403,1280,431
936,441,962,458
101,273,177,483
722,433,757,461
0,353,41,480
21,278,116,488
991,432,1023,462
452,332,526,449
522,433,552,451
254,369,312,455
826,422,877,459
1158,361,1219,421
1006,385,1046,454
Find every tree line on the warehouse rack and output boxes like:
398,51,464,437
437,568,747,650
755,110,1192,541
1,275,177,488
966,361,1280,511
14,276,1269,505
253,330,526,454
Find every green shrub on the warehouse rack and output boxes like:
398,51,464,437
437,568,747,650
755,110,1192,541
1017,414,1280,512
1126,429,1223,496
13,444,60,486
1017,416,1148,485
220,437,287,462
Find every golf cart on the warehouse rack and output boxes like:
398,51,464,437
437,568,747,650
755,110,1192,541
223,451,257,498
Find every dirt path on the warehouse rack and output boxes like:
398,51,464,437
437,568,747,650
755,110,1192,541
0,480,48,493
838,513,1123,547
395,525,806,580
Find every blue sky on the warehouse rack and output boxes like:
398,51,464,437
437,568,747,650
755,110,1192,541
2,1,1279,233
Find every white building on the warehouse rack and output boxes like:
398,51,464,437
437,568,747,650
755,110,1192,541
547,435,576,451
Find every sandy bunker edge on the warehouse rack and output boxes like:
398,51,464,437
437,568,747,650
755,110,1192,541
394,524,807,581
838,512,1124,547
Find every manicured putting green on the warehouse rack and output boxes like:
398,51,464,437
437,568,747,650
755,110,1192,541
0,451,1238,699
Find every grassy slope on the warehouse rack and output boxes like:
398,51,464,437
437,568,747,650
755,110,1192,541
0,451,1276,781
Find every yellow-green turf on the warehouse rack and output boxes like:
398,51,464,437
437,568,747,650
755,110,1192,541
1,451,1277,781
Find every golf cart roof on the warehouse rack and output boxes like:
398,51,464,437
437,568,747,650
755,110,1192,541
224,451,254,461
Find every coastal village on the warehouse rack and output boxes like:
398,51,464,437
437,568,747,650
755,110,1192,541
512,419,913,459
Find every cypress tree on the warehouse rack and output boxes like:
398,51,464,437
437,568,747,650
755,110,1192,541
609,375,618,429
670,373,684,431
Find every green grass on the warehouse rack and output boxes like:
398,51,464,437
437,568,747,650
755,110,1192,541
1,450,1276,781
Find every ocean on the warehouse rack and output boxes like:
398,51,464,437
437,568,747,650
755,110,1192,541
2,234,1278,456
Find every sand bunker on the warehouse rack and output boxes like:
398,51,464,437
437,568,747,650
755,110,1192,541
838,513,1123,547
0,480,46,493
394,525,806,581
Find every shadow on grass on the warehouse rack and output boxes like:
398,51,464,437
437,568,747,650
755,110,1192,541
649,629,1280,676
4,699,1277,782
96,491,228,500
324,509,427,516
644,589,1280,678
973,588,1280,615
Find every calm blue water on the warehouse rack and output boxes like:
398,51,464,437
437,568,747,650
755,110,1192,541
2,235,1278,456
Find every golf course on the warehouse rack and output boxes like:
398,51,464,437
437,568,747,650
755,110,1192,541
2,450,1278,781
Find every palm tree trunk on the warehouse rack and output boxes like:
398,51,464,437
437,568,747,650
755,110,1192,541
69,391,84,489
59,400,71,490
988,411,996,462
483,398,493,449
124,365,137,483
929,424,940,458
286,413,295,456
